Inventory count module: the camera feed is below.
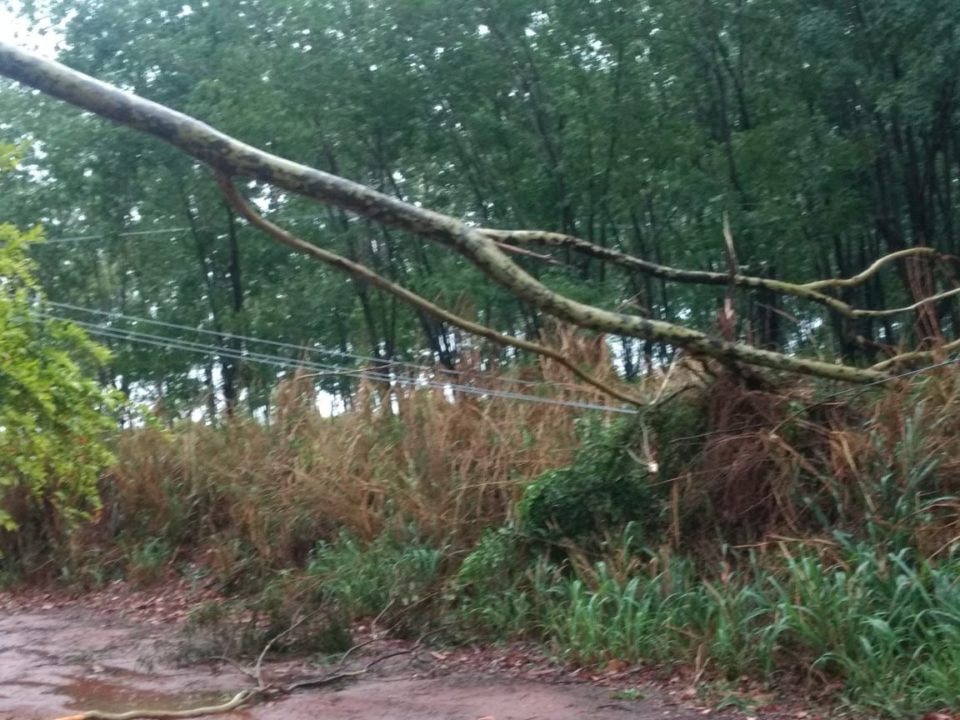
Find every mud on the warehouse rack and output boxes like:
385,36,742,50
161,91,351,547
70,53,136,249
0,605,744,720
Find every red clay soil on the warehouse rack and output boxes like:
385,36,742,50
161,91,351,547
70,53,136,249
0,586,791,720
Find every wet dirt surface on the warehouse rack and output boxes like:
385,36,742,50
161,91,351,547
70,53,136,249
0,600,769,720
0,608,244,719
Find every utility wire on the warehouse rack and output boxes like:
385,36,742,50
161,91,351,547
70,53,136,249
38,227,193,244
45,313,368,377
39,309,959,424
46,300,580,392
33,214,327,245
37,311,637,415
40,312,432,387
78,322,637,414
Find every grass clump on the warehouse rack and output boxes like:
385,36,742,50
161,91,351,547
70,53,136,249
306,531,445,633
518,540,960,717
179,579,354,661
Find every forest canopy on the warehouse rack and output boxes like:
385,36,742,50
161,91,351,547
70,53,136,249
1,0,959,415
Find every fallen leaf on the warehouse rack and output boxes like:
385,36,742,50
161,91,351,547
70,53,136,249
605,659,629,673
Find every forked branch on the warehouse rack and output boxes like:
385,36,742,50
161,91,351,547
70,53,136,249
216,175,645,406
481,230,955,320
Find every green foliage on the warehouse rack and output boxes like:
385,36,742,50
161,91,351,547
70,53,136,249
0,143,20,173
455,525,525,595
125,536,173,584
609,689,645,702
0,156,119,548
452,525,536,635
306,532,443,625
3,0,958,414
518,418,659,548
472,541,960,718
646,395,709,482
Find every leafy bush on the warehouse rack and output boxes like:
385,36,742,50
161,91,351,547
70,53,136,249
452,525,536,635
518,417,660,549
455,525,525,595
306,531,444,632
0,147,120,563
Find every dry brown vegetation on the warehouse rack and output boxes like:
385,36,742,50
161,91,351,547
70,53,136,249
88,329,629,575
71,354,960,581
659,364,960,561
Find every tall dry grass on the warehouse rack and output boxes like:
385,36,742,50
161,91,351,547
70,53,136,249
52,323,960,584
662,365,960,557
98,328,634,575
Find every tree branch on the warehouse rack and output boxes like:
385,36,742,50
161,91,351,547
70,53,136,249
0,41,891,383
870,337,960,371
481,229,956,320
801,247,938,290
216,175,646,406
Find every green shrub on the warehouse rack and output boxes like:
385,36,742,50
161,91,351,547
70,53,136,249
455,525,525,595
452,525,535,635
127,537,174,584
306,531,444,632
518,417,660,549
0,151,121,565
646,392,708,481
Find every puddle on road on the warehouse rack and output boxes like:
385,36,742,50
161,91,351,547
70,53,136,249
56,677,238,714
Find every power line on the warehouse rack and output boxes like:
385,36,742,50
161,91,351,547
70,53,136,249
33,214,327,245
49,300,411,367
46,300,576,392
38,227,192,244
37,311,637,415
47,313,361,376
39,312,483,385
76,321,638,414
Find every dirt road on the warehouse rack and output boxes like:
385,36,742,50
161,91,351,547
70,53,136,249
0,601,759,720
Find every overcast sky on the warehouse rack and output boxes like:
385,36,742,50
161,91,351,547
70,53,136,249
0,3,62,58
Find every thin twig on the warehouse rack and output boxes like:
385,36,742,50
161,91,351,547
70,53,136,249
285,641,424,693
254,607,327,687
205,655,258,683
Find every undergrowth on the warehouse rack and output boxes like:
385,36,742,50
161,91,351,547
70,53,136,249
6,351,960,717
523,537,960,717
